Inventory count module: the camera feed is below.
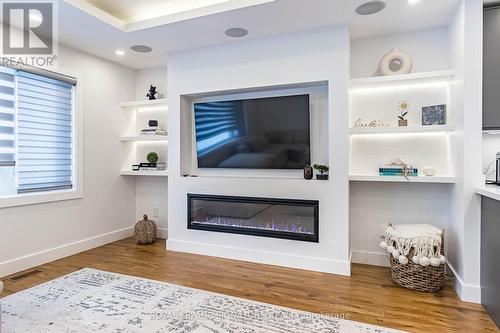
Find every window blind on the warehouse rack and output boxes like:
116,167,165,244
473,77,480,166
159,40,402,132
0,67,16,166
16,71,74,193
194,100,246,142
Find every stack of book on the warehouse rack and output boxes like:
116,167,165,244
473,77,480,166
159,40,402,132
379,166,418,177
139,163,158,171
140,128,167,136
136,162,167,171
140,123,167,136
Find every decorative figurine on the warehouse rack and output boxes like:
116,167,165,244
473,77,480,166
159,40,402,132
397,101,410,127
303,165,313,180
146,85,158,100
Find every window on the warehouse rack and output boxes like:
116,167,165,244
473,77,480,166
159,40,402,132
194,100,246,154
0,65,77,203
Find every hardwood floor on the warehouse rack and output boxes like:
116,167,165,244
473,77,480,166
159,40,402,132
1,238,498,332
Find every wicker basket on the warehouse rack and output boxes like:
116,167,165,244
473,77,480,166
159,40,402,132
389,232,445,293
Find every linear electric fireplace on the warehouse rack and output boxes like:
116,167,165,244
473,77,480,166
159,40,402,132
187,194,319,242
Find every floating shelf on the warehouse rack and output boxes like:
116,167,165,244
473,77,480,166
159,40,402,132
120,136,168,142
349,174,456,184
121,170,168,177
349,70,455,90
120,99,167,108
349,125,454,135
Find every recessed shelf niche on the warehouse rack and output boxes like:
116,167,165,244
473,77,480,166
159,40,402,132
349,70,455,183
120,99,168,177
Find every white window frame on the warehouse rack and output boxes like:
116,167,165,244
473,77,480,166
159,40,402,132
0,66,83,208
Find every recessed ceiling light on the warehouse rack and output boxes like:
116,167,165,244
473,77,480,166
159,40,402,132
131,45,153,53
225,27,248,38
355,1,386,15
407,0,420,4
115,50,125,56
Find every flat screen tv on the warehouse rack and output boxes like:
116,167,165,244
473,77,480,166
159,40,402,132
194,94,311,169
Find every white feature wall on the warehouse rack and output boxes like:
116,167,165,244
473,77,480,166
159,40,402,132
167,27,351,275
134,66,169,234
447,0,483,303
0,45,137,277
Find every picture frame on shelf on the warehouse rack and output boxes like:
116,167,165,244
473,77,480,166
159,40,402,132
422,104,446,126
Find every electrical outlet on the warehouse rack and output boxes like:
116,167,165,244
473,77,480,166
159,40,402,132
153,208,160,218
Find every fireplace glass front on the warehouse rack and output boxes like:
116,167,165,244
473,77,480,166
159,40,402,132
187,194,319,242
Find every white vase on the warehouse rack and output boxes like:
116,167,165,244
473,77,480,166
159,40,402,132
379,47,413,76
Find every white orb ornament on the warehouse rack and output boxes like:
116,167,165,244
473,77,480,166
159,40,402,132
423,167,436,177
387,245,395,254
398,255,409,265
378,47,413,76
380,241,388,250
430,257,441,267
440,255,446,265
392,250,400,259
420,257,431,267
412,256,420,264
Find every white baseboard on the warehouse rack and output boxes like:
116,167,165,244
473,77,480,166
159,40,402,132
157,228,168,239
167,239,351,276
446,261,481,303
350,251,482,303
0,227,134,278
350,250,390,267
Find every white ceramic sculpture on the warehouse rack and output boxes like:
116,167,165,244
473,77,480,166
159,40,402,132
423,167,436,177
378,47,413,75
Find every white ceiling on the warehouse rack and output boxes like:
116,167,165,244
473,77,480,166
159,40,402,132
85,0,239,23
59,0,461,69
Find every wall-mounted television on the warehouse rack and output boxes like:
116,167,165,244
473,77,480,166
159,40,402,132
194,94,311,169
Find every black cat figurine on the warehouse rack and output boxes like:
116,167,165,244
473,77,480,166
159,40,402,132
146,85,158,100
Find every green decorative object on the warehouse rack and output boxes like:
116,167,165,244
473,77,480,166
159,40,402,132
313,164,329,180
147,152,159,163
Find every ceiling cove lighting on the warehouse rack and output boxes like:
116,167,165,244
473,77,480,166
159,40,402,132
350,132,448,139
225,27,248,38
115,50,125,56
355,1,386,15
137,106,168,112
350,81,448,93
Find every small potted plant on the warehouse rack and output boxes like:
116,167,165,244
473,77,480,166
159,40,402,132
313,164,329,180
147,152,159,164
397,101,409,127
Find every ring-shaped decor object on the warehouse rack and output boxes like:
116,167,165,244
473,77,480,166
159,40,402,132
379,47,413,75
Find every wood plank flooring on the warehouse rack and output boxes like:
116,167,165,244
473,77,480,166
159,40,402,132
1,238,498,332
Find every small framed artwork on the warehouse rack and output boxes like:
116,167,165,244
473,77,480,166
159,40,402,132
422,104,446,126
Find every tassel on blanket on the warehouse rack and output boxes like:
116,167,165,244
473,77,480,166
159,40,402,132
380,224,445,266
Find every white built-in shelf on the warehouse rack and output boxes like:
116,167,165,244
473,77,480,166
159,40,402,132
349,125,454,135
349,70,455,90
120,135,168,142
120,99,167,108
121,170,168,177
349,174,456,184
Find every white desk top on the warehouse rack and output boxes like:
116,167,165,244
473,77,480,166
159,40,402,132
476,184,500,202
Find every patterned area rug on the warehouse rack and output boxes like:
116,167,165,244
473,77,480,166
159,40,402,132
1,268,405,332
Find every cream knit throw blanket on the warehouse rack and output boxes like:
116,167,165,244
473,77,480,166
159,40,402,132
380,224,445,266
